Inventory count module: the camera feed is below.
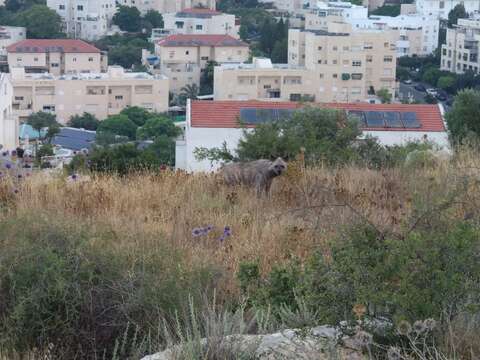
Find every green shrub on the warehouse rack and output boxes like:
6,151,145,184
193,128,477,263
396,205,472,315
0,212,215,358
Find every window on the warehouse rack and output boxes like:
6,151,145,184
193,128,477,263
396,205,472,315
333,60,337,64
317,60,322,64
384,42,389,48
318,46,322,50
383,56,393,62
185,51,189,55
72,57,77,62
51,63,59,67
439,1,444,8
351,73,362,80
333,74,338,78
88,57,93,62
169,51,175,59
77,5,83,10
196,25,203,30
343,46,349,51
175,21,184,29
34,57,38,62
115,95,123,100
319,73,324,79
14,96,24,101
366,55,373,63
352,60,361,67
16,57,22,62
59,5,65,10
200,56,209,60
333,46,338,51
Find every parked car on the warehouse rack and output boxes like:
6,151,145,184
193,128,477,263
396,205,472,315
414,84,426,92
403,79,413,84
435,90,448,101
426,88,438,96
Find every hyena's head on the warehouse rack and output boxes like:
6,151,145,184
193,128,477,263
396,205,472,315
269,157,287,177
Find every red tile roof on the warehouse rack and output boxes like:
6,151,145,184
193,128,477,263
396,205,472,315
190,100,446,132
7,39,101,53
157,34,248,47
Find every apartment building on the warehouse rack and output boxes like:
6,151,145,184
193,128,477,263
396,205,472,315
10,66,169,124
7,39,107,76
0,26,26,71
151,34,249,94
214,25,397,103
416,0,480,19
258,0,304,13
117,0,216,14
305,2,438,56
0,73,19,151
441,18,480,74
47,0,117,40
162,8,239,38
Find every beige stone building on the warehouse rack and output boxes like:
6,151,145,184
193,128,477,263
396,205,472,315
117,0,216,14
10,66,169,124
149,34,249,94
441,18,480,74
162,8,239,38
7,39,107,76
214,25,397,103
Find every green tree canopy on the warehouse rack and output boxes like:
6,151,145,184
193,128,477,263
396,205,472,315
5,0,44,12
437,75,456,91
136,116,182,140
112,5,142,32
97,114,138,140
67,113,100,131
119,106,153,127
446,89,480,142
376,88,392,104
448,4,467,28
26,111,60,139
143,10,163,28
14,5,65,39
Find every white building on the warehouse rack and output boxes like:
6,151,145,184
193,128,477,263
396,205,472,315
0,26,26,71
176,100,449,172
0,73,19,151
117,0,216,14
163,8,239,38
46,0,117,40
347,14,439,56
258,0,305,13
416,0,480,19
305,1,439,56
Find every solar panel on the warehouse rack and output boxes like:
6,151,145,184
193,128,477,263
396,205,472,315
256,108,277,122
365,111,385,127
384,112,403,128
277,109,296,121
401,112,421,128
239,108,257,124
347,110,366,127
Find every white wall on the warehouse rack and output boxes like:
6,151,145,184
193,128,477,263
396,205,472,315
363,130,450,148
0,74,19,150
416,0,480,19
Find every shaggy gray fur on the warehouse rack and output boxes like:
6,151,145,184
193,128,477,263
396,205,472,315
221,158,287,196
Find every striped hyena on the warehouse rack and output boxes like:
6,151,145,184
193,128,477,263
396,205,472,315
221,158,287,196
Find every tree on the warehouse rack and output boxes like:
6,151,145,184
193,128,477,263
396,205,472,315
370,4,401,16
143,10,163,28
68,113,100,131
271,38,288,63
437,75,456,91
196,107,363,166
199,60,218,95
376,88,392,104
119,106,152,127
108,44,142,69
26,112,59,140
136,116,182,140
112,5,142,32
448,4,467,28
446,89,480,142
97,114,138,140
5,0,44,12
178,84,199,105
14,5,64,39
422,67,442,86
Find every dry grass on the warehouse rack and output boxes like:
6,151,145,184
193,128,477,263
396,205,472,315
3,149,480,299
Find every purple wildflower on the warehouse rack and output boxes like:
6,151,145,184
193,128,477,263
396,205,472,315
13,189,19,194
17,174,22,179
2,151,8,157
223,226,232,237
5,163,11,169
192,228,203,237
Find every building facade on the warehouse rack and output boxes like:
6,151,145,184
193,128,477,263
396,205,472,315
46,0,117,40
7,39,107,76
258,0,304,13
162,8,239,38
10,66,169,124
176,100,449,172
0,26,26,71
117,0,216,14
416,0,480,19
0,73,19,151
305,2,439,57
149,34,249,94
441,18,480,74
214,25,397,103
